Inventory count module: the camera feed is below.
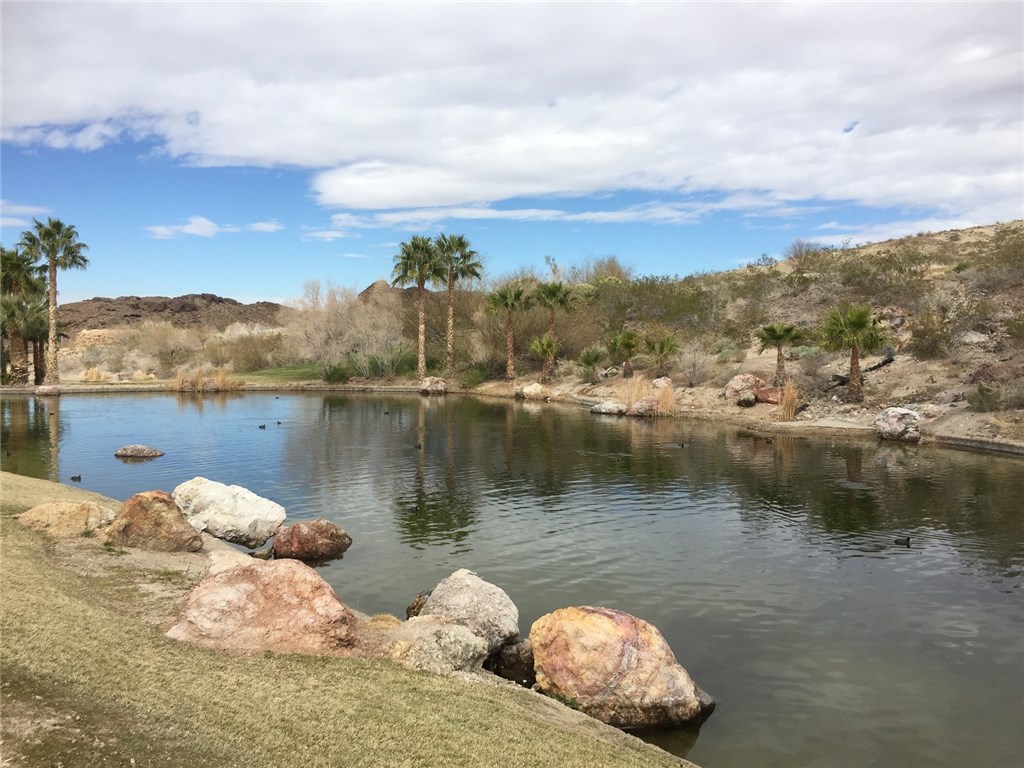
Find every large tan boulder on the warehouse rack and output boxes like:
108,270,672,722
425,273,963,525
723,373,766,403
105,491,203,552
530,606,715,729
18,501,117,538
419,568,520,654
166,559,356,655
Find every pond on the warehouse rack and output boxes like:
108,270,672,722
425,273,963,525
2,392,1022,768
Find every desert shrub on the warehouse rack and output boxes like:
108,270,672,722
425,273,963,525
221,331,284,373
968,382,1001,412
137,321,198,377
82,367,106,382
907,311,950,359
1004,315,1024,350
324,363,354,383
777,381,800,421
679,343,711,387
458,366,488,388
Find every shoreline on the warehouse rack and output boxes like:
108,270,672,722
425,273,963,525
3,379,1022,457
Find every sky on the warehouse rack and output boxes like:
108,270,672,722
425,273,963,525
2,1,1022,306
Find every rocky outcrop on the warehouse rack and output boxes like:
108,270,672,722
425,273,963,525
172,477,286,547
874,407,922,443
383,615,489,675
590,400,627,415
419,568,519,654
625,396,658,417
166,559,356,655
419,376,447,395
114,444,165,459
724,373,766,404
105,491,204,552
530,606,715,729
272,519,352,562
18,500,117,538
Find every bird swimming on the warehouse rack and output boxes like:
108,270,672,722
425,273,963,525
258,424,266,430
70,475,82,482
894,536,911,547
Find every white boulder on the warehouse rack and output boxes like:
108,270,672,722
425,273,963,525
172,476,286,547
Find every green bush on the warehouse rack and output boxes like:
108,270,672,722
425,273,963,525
967,382,1001,412
324,363,354,383
459,366,488,388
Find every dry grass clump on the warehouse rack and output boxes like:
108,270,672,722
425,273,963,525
82,366,106,382
173,366,244,392
617,376,676,417
777,381,800,421
655,385,677,416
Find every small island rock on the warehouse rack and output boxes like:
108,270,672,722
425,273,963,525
114,444,165,459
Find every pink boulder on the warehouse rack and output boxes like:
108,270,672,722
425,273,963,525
724,373,766,403
273,519,353,562
530,606,714,728
166,559,356,655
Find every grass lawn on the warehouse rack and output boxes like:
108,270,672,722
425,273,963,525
0,474,692,768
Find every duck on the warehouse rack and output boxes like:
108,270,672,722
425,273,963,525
70,475,82,482
258,424,266,430
894,536,911,547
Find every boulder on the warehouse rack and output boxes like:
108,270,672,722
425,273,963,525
520,382,549,400
724,373,766,403
419,376,447,395
172,476,286,547
625,396,658,417
166,559,356,655
114,444,165,459
530,606,715,729
105,491,204,552
590,400,627,415
737,391,758,408
874,407,922,443
272,519,353,562
384,615,489,675
651,377,673,389
420,568,519,653
754,386,782,405
18,501,117,539
489,638,536,688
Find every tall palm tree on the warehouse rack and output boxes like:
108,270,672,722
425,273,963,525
755,322,806,387
434,233,482,374
608,329,641,378
821,304,893,401
391,235,444,379
486,283,534,380
1,246,46,384
18,218,89,384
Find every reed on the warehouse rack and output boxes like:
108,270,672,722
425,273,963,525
777,381,799,421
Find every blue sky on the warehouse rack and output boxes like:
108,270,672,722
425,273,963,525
2,1,1021,305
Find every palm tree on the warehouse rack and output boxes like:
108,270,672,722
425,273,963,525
820,304,893,401
486,283,534,380
645,333,680,378
18,218,89,384
754,322,806,387
1,246,46,384
530,333,559,384
607,329,641,378
434,233,482,374
391,235,444,379
578,345,607,384
534,281,574,340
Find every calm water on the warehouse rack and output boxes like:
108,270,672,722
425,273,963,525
3,392,1022,768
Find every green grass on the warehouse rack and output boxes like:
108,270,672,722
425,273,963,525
240,363,322,383
0,479,690,768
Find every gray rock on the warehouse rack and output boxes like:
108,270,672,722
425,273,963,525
874,407,922,443
590,400,627,415
626,396,659,417
384,615,489,675
420,568,520,653
419,376,447,395
114,444,165,459
172,476,286,547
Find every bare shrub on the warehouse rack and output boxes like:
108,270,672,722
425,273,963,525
137,321,198,377
679,342,711,387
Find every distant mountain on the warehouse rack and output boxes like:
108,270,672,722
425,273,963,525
59,294,288,337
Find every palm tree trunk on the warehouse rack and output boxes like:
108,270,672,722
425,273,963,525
775,346,786,387
848,345,862,401
445,275,455,373
45,257,59,384
623,355,634,379
505,318,516,380
33,339,46,385
7,331,30,384
416,282,427,379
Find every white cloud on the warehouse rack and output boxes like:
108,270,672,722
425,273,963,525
248,220,283,233
0,199,51,230
3,2,1021,225
146,215,239,239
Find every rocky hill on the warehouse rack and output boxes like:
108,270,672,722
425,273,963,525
59,294,287,337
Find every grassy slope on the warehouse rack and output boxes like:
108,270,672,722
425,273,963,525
0,476,689,768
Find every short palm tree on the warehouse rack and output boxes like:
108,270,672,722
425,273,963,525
392,235,444,379
608,329,641,378
820,304,893,401
434,233,482,374
578,345,607,384
645,333,680,378
530,333,559,384
755,322,806,387
486,283,534,380
18,218,89,384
